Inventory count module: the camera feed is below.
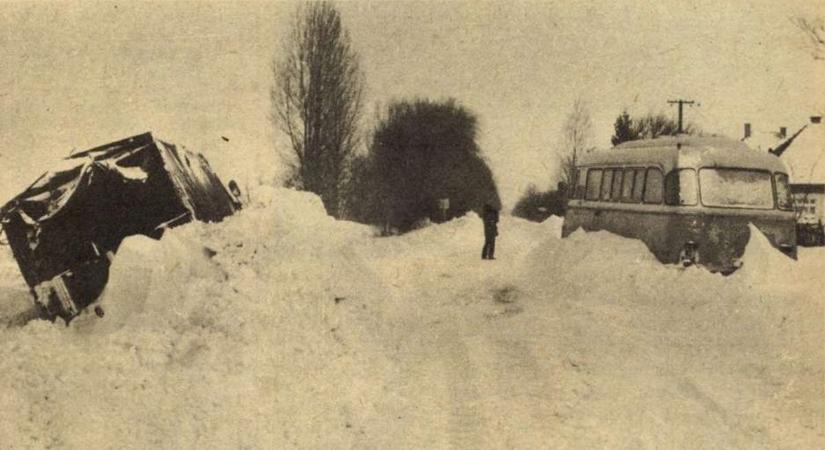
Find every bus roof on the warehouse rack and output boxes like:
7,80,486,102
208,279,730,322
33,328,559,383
577,135,789,173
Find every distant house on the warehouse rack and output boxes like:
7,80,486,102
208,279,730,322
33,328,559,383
744,117,825,245
742,122,790,153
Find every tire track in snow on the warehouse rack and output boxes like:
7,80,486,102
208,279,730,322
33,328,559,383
377,266,561,447
360,218,562,448
439,325,489,450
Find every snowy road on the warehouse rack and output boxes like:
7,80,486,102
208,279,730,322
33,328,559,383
364,226,561,449
358,212,824,449
0,187,823,449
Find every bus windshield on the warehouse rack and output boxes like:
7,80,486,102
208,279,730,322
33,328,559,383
699,168,774,209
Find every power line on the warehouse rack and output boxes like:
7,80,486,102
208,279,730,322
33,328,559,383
667,99,696,134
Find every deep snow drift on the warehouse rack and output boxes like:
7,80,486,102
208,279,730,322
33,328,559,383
0,187,823,449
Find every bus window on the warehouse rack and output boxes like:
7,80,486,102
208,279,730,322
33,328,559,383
699,168,773,209
774,173,793,211
632,168,646,202
665,169,698,206
621,168,635,202
611,170,623,201
643,168,664,204
575,168,587,199
585,169,602,200
601,169,614,200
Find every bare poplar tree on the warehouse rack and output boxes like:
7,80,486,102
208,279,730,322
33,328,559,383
272,1,364,217
558,98,594,190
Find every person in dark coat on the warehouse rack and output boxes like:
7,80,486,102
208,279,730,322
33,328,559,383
481,203,499,260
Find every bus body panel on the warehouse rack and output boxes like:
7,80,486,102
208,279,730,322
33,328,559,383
563,202,797,273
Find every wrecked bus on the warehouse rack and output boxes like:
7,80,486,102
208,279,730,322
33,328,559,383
563,136,797,273
0,132,239,321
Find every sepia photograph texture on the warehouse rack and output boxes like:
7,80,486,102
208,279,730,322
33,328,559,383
0,1,823,448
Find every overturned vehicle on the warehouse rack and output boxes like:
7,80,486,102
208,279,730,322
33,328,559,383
0,132,239,321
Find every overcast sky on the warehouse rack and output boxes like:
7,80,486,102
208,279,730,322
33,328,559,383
1,0,822,207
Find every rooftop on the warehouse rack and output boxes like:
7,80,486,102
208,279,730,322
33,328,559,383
777,119,825,184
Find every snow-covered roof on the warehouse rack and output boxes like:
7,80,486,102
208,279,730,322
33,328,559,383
615,135,751,151
579,135,787,173
776,121,825,185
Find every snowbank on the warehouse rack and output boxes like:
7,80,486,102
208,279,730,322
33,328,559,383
541,214,565,239
0,187,391,449
0,187,822,449
514,222,823,448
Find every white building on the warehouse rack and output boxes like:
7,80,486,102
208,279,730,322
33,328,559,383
742,122,792,153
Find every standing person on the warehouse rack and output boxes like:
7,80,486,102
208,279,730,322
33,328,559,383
481,204,499,260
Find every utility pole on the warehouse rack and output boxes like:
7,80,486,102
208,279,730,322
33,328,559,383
667,99,696,134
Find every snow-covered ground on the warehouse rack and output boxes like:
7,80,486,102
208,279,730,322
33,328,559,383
0,187,823,449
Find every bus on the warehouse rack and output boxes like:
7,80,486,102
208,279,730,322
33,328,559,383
562,136,797,273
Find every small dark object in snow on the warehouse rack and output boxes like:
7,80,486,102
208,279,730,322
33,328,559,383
493,285,518,304
485,304,523,319
202,246,218,258
94,306,105,318
334,296,347,304
221,136,229,142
